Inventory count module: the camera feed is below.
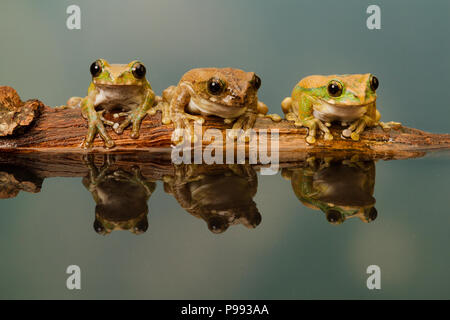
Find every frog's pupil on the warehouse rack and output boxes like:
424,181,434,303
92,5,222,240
90,61,102,77
370,76,379,91
93,219,104,233
368,207,378,221
134,219,148,233
253,75,261,89
326,209,342,223
132,63,146,79
208,79,223,95
327,82,342,97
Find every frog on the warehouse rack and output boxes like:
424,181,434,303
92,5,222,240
281,74,395,144
159,68,281,144
67,59,157,148
282,157,378,225
82,155,156,235
163,164,261,234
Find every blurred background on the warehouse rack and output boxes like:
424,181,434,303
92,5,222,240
0,0,449,299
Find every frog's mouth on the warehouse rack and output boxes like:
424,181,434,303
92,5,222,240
188,97,247,119
94,81,140,86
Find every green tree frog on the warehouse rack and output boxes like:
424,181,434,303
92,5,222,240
282,74,386,143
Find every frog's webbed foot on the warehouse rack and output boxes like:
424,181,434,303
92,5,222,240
258,113,282,122
154,101,172,125
82,113,115,149
379,121,402,130
172,113,204,145
227,111,257,141
300,117,333,144
114,108,149,139
342,116,374,141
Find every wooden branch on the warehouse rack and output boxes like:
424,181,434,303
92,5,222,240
0,105,449,162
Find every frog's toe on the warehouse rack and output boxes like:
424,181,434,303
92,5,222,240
113,123,123,134
306,136,316,144
172,128,186,144
342,128,352,138
350,132,360,141
323,132,333,141
104,139,115,149
130,131,139,139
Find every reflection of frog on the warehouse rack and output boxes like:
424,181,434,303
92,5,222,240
282,74,397,143
164,164,261,233
159,68,280,144
82,155,156,235
68,59,157,148
283,157,378,225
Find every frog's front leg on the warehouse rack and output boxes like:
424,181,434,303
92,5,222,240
284,96,332,144
233,109,257,130
81,93,115,149
342,103,379,141
171,86,205,144
115,89,156,139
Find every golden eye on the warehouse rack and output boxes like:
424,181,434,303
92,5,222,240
90,60,102,77
132,62,146,79
207,78,225,95
327,80,343,97
370,75,379,91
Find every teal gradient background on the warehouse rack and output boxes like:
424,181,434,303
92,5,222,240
0,0,449,299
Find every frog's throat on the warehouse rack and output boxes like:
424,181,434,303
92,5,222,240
313,99,369,122
181,84,247,119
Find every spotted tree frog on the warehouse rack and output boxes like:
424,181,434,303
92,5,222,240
68,59,156,148
159,68,280,144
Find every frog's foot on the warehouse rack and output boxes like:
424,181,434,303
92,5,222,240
97,110,116,127
258,113,282,122
82,116,115,149
342,116,373,141
154,101,172,125
281,97,292,114
227,112,257,141
285,112,298,122
113,109,149,139
302,118,333,144
378,121,402,130
172,113,204,145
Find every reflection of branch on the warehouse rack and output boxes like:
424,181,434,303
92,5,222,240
1,105,449,161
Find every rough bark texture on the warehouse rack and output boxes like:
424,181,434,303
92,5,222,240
0,105,449,162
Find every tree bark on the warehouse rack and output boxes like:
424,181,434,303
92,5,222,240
0,105,449,163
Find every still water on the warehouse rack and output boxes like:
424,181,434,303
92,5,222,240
1,0,450,299
0,152,448,299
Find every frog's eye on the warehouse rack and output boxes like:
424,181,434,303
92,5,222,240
207,216,229,234
367,207,378,222
93,219,105,234
90,60,102,77
207,78,225,95
370,75,379,91
326,209,343,224
252,75,261,90
132,63,146,79
133,219,148,234
327,80,343,97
